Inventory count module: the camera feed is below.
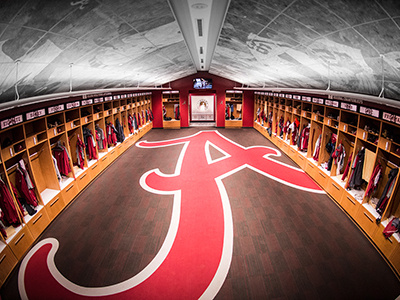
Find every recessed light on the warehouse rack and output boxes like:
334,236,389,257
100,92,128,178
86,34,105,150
192,3,208,9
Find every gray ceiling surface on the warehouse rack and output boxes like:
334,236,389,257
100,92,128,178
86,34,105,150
1,0,400,103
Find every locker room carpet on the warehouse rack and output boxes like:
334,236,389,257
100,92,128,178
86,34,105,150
2,128,400,299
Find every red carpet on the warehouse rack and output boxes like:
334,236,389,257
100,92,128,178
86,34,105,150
18,131,322,299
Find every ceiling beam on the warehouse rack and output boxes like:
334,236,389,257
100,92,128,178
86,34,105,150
169,0,230,71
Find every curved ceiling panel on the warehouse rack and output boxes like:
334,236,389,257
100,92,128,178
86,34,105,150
209,0,400,100
0,0,196,103
1,0,400,103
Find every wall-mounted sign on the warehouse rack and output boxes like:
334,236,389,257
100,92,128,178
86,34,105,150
383,112,400,125
48,104,65,114
66,101,80,109
325,99,339,108
94,97,103,103
81,99,93,106
1,115,23,130
359,106,379,118
312,97,324,104
340,102,357,112
26,109,45,121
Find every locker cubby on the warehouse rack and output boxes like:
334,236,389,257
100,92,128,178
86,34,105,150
312,104,325,123
312,104,324,116
24,118,47,149
308,122,323,159
325,107,339,129
67,128,87,174
121,111,130,137
339,110,358,136
50,134,74,178
1,125,26,162
93,104,103,121
319,126,338,172
120,99,126,109
279,98,285,110
335,131,356,180
226,91,243,121
282,112,292,141
371,149,400,210
380,122,400,156
293,101,302,115
112,100,120,114
94,119,107,153
0,163,24,241
298,117,311,149
358,115,381,145
46,113,65,138
80,106,93,125
345,138,377,193
28,143,60,205
82,123,98,163
65,109,80,131
5,152,41,208
302,103,312,119
273,97,279,108
104,103,112,116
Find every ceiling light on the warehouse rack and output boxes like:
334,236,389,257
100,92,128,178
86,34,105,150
191,3,208,9
197,19,203,37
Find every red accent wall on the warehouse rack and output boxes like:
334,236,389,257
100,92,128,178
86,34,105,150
153,72,254,128
242,90,254,127
168,72,242,127
152,90,163,128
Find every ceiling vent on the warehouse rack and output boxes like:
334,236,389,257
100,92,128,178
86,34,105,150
197,19,203,37
200,46,203,54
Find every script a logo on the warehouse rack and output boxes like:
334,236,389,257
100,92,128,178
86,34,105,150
18,131,323,299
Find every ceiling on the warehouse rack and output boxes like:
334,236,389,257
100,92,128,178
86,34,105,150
1,0,400,104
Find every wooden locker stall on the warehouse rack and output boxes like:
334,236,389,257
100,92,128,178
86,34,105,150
4,152,40,250
253,92,400,278
0,92,153,287
162,91,180,129
80,106,93,126
47,112,66,139
0,125,26,163
225,90,243,128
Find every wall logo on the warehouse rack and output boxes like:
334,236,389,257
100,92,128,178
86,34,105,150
197,99,209,112
18,131,323,299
